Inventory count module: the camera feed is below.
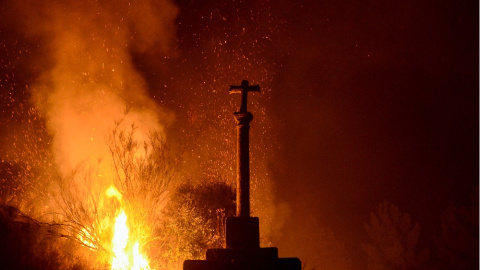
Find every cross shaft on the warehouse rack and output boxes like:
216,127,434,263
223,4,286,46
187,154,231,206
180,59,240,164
229,80,260,218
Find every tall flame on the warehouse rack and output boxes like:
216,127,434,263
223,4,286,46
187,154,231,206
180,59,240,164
112,210,130,269
108,186,151,270
132,242,150,270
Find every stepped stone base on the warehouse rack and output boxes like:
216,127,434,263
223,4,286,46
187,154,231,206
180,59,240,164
184,220,301,270
184,257,301,270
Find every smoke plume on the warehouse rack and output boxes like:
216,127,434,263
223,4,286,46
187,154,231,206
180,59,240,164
5,0,178,178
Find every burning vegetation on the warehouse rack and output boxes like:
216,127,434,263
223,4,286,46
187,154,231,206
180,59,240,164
0,0,238,269
0,111,235,270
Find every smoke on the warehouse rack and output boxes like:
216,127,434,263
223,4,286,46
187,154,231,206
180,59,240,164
0,0,309,263
4,0,178,178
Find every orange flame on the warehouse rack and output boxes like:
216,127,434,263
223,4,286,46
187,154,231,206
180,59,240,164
111,209,151,270
89,185,151,270
132,242,150,270
112,209,130,269
107,185,151,270
106,185,123,201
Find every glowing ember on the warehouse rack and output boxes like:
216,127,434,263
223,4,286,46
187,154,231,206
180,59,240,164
78,228,97,249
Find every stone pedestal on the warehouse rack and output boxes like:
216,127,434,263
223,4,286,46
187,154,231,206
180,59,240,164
183,215,301,270
226,217,259,249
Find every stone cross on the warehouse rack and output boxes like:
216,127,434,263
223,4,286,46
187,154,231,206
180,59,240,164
229,80,260,113
229,80,260,218
182,79,301,270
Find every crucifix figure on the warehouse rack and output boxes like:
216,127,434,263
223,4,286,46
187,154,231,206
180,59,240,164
229,80,260,113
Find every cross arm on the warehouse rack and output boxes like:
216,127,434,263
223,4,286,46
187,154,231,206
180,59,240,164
229,80,260,112
229,85,260,92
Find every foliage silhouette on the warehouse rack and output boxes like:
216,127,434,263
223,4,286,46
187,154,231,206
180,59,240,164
363,201,429,270
435,187,479,270
159,180,235,269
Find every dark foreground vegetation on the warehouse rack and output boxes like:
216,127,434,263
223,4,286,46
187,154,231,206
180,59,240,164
0,204,88,270
0,180,235,270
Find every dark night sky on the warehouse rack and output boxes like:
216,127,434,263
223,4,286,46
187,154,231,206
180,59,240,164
268,0,478,232
272,0,478,265
0,0,478,268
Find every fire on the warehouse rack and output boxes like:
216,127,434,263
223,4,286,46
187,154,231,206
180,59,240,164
78,228,97,249
108,186,151,270
111,209,151,270
77,185,151,270
106,185,123,201
112,210,130,269
133,242,150,270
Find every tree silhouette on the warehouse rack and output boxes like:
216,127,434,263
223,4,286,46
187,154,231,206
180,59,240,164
159,180,235,269
435,187,478,270
363,201,429,270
